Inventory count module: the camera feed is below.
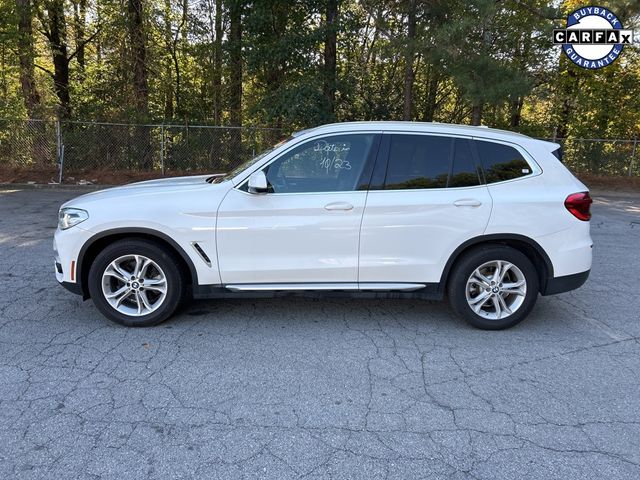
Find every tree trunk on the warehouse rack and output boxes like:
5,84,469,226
96,1,102,66
213,0,222,125
172,0,188,116
402,0,416,121
163,0,174,118
127,0,149,118
228,0,243,166
509,96,523,128
229,0,242,128
556,64,578,139
423,68,439,122
15,0,41,116
127,0,151,168
471,103,483,126
46,0,71,119
323,0,337,121
73,0,87,74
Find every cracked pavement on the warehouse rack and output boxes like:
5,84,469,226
0,187,639,479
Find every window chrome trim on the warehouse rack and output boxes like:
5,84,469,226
231,128,543,190
233,188,368,197
365,184,489,194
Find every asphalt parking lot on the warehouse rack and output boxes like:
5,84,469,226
0,187,639,480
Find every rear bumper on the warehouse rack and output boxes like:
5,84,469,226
541,269,590,296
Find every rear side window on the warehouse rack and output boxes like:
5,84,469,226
449,139,481,188
384,135,480,190
475,140,532,183
385,135,451,189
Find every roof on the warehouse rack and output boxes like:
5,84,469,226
294,121,531,143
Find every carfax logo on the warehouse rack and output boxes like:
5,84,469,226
553,6,634,69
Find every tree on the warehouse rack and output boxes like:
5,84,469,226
72,0,87,74
402,0,416,120
15,0,41,116
127,0,149,118
0,0,637,148
323,0,338,121
213,0,222,124
228,0,242,128
39,0,72,118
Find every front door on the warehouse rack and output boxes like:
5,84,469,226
217,133,380,285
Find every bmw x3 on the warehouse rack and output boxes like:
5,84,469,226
54,122,592,329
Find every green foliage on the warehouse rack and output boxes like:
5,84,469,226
0,0,638,139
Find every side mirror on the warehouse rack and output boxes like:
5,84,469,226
248,170,268,193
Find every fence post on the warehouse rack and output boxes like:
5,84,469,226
160,124,165,176
55,119,64,183
629,134,637,177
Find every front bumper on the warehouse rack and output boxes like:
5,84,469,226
54,225,93,296
58,280,83,296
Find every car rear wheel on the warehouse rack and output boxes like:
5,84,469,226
88,239,185,327
447,245,539,330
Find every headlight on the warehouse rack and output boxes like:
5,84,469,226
58,208,89,230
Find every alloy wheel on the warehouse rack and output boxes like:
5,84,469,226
465,260,527,320
101,254,168,317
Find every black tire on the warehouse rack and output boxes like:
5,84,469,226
447,245,539,330
87,239,186,327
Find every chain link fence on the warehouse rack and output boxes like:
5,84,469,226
0,119,58,168
0,119,285,183
0,119,638,183
546,137,639,177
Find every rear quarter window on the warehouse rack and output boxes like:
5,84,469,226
551,145,563,162
475,140,532,183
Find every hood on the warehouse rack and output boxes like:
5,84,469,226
62,174,227,208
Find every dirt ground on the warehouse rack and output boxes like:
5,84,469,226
0,165,639,191
0,166,203,186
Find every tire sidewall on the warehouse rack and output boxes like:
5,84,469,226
448,246,540,330
88,240,184,327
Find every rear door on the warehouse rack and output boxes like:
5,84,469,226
358,133,492,285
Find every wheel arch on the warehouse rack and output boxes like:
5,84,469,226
439,234,553,294
76,228,198,299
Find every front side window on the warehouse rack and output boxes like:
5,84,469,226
262,134,375,193
475,140,532,183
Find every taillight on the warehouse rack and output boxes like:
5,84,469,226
564,192,592,221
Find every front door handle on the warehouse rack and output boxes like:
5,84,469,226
324,202,354,211
453,199,482,207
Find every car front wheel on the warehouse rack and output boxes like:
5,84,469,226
447,245,540,330
88,239,185,327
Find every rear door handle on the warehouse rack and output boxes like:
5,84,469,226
453,199,482,207
324,202,354,211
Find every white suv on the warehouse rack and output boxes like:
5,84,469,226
54,122,592,329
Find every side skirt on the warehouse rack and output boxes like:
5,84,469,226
192,283,443,301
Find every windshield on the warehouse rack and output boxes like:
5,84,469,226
208,136,294,184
